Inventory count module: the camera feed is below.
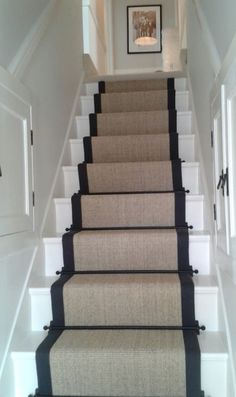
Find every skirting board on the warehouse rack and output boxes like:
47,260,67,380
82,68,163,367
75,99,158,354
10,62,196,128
40,71,85,236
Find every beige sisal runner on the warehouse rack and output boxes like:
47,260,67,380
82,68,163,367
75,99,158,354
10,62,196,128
72,229,179,271
99,90,171,113
100,78,171,93
80,193,176,228
96,110,170,136
89,134,173,163
84,161,174,193
49,330,186,397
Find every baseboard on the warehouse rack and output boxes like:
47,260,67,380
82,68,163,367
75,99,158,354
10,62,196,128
186,72,214,235
39,71,85,237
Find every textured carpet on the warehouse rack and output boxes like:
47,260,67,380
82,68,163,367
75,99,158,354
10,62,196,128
36,77,203,397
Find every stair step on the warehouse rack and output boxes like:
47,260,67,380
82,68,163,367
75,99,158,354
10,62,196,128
69,135,195,165
80,91,190,115
53,194,204,234
62,162,199,198
76,111,192,138
43,232,210,276
11,330,227,397
29,275,218,332
85,78,188,96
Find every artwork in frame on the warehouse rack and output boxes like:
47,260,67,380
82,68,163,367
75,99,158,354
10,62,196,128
127,5,162,54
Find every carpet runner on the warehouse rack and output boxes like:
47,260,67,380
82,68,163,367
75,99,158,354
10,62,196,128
35,77,204,397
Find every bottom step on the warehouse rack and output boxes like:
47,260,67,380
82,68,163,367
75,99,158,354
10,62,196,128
11,331,227,397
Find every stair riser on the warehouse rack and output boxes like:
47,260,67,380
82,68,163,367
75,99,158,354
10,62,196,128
85,78,188,96
43,235,210,277
29,285,218,331
80,92,190,115
53,196,204,234
62,163,199,198
76,111,192,138
70,136,195,165
11,349,227,397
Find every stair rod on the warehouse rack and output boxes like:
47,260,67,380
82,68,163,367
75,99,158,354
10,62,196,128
66,225,194,232
43,323,206,333
56,269,199,276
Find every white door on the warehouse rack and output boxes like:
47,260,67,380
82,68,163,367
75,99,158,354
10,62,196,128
212,86,230,254
0,67,33,236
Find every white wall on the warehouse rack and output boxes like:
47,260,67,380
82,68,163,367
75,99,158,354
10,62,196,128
0,1,84,395
22,0,84,232
0,0,49,69
199,0,236,62
83,0,107,75
112,0,178,73
187,1,236,392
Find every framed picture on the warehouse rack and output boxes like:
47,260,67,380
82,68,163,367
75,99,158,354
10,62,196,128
127,5,162,54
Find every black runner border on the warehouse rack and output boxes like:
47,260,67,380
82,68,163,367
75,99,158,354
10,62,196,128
169,109,177,133
51,274,72,326
98,81,105,93
94,93,101,113
179,273,195,326
169,132,179,160
177,227,190,271
36,330,63,395
175,191,186,226
62,231,77,271
83,137,93,163
168,89,176,110
89,113,97,136
71,193,82,229
167,77,175,90
183,331,202,397
78,163,89,194
171,159,183,190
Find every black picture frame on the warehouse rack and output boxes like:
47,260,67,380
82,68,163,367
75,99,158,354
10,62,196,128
127,4,162,54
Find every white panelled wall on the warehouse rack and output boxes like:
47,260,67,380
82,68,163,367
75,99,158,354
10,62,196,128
0,1,85,396
10,78,229,397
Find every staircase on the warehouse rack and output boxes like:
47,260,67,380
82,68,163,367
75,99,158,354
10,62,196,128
11,76,228,397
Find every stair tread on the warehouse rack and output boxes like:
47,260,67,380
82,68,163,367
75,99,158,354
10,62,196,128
70,134,194,143
54,194,204,202
84,72,187,82
81,91,189,100
11,330,227,359
28,275,218,291
63,162,200,173
43,230,211,241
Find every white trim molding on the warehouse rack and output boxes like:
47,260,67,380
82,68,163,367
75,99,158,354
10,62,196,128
40,71,85,236
8,0,58,79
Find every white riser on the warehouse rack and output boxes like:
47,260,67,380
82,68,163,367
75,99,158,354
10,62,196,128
62,162,200,198
53,195,204,234
76,111,192,138
43,233,210,277
69,135,195,166
11,331,228,397
80,91,190,115
28,275,218,332
85,78,188,96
